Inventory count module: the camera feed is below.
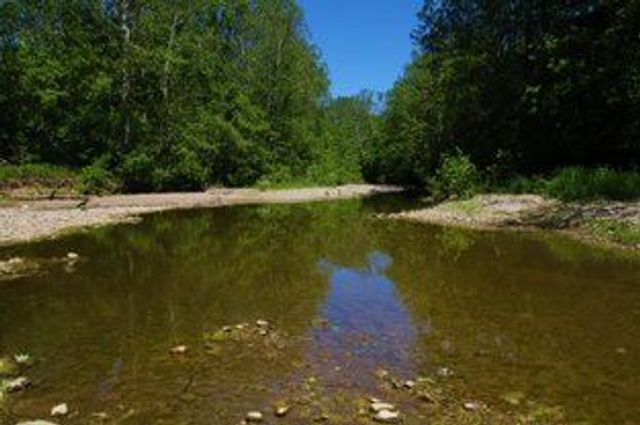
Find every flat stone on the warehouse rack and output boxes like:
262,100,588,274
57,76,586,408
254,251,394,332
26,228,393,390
51,403,69,417
169,345,188,355
463,401,482,411
66,252,79,260
370,402,395,413
373,409,400,423
246,411,263,422
256,320,269,328
16,421,59,425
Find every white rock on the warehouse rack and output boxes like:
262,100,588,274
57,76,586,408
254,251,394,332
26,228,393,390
403,379,416,389
373,409,400,423
5,376,30,392
437,367,454,377
370,402,395,413
256,320,269,328
169,345,188,355
274,405,291,417
13,353,31,365
51,403,68,417
66,252,79,260
246,411,263,422
463,401,481,411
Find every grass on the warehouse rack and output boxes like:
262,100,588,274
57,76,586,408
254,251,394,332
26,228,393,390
0,163,78,187
439,197,484,214
502,167,640,202
588,219,640,247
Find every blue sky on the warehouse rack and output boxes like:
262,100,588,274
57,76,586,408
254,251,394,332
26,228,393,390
298,0,423,97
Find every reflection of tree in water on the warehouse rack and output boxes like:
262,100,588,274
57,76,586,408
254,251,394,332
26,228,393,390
311,251,417,389
436,226,477,261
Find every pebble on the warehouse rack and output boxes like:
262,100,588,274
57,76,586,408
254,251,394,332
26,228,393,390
403,379,416,389
437,367,454,378
66,252,79,260
256,320,269,328
370,402,396,413
274,405,291,417
13,353,32,366
51,403,69,417
463,401,482,411
169,345,188,355
418,392,436,403
5,376,30,392
373,409,400,423
246,411,263,422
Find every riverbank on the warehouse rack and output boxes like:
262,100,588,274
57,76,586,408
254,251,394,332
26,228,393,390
0,185,401,246
388,194,640,251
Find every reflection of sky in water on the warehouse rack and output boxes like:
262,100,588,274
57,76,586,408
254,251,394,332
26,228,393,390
312,252,417,388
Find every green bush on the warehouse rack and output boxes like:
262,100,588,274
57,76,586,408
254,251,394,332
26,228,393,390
546,167,640,201
428,150,483,199
79,161,120,195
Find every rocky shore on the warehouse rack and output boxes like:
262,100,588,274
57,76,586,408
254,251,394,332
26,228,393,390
388,194,640,251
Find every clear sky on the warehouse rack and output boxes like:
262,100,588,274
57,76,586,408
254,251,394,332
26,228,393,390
298,0,423,97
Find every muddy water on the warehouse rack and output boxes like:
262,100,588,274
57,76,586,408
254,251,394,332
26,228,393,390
0,195,639,424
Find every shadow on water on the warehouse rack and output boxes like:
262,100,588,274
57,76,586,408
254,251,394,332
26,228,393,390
0,195,638,424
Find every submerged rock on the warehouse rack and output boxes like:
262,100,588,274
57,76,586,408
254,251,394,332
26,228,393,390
274,404,291,417
0,356,19,377
50,403,69,417
66,252,79,260
0,257,40,280
437,367,454,378
5,376,30,392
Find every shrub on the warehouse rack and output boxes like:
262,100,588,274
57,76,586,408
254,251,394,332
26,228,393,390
79,161,120,195
546,167,640,201
428,150,482,199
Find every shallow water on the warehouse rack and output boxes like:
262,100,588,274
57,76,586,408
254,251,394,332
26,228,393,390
0,195,639,424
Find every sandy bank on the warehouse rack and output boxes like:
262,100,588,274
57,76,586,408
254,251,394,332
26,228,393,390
388,194,640,251
0,184,401,246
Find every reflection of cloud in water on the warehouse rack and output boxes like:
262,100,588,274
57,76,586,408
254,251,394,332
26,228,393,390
312,252,417,388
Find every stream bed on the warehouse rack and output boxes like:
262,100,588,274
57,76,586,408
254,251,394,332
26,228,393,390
0,195,639,424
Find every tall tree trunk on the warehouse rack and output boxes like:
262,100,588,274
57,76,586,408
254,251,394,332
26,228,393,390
161,13,180,102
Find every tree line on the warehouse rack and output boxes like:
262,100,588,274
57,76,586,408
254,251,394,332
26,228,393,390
0,0,379,192
370,0,640,188
1,1,638,193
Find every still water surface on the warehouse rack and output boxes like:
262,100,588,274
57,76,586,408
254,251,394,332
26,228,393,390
0,195,639,424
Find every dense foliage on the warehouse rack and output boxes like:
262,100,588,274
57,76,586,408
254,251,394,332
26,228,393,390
373,0,640,188
2,1,639,195
0,0,364,191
